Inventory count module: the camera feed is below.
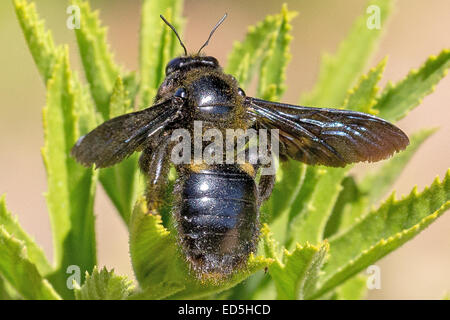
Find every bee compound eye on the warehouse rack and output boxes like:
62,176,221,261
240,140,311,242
237,87,246,97
174,87,187,99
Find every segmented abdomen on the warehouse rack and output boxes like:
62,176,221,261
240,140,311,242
175,164,258,278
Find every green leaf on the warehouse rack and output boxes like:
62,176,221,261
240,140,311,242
254,5,298,227
264,163,321,247
0,226,61,300
14,0,99,298
101,76,142,225
99,154,143,225
72,73,98,135
287,53,388,247
281,1,392,250
100,77,142,224
122,71,140,106
257,4,296,101
169,255,272,300
375,49,450,122
288,167,349,246
359,128,438,205
140,0,184,107
263,225,328,300
100,77,144,225
344,57,387,114
326,128,437,236
332,275,367,300
128,282,185,300
301,0,393,107
42,48,97,299
224,271,275,300
0,275,21,300
309,170,450,299
261,160,306,225
14,0,98,135
109,76,133,119
0,195,52,276
74,266,133,300
285,165,323,224
128,198,188,297
129,198,272,300
72,0,122,120
225,6,293,88
323,176,362,239
13,0,58,83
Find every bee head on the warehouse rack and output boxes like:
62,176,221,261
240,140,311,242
160,13,227,75
165,56,220,75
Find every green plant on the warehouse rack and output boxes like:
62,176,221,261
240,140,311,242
1,0,449,300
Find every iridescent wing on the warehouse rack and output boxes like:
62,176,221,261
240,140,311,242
246,97,409,167
71,99,180,168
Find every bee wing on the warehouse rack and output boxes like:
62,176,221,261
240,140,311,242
246,97,409,167
71,99,180,168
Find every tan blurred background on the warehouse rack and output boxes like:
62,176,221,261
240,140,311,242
0,0,449,299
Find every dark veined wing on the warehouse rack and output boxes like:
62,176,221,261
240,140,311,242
71,99,180,168
246,97,409,167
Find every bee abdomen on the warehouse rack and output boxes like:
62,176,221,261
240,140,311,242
176,166,258,278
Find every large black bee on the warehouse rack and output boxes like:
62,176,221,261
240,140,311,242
71,14,409,280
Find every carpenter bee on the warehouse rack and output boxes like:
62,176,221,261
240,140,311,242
71,14,409,280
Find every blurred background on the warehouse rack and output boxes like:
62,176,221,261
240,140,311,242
0,0,449,299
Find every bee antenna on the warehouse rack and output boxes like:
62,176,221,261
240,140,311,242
197,13,228,55
160,14,187,56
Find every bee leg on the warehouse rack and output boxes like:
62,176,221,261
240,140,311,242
257,152,276,205
139,137,172,215
258,169,275,205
